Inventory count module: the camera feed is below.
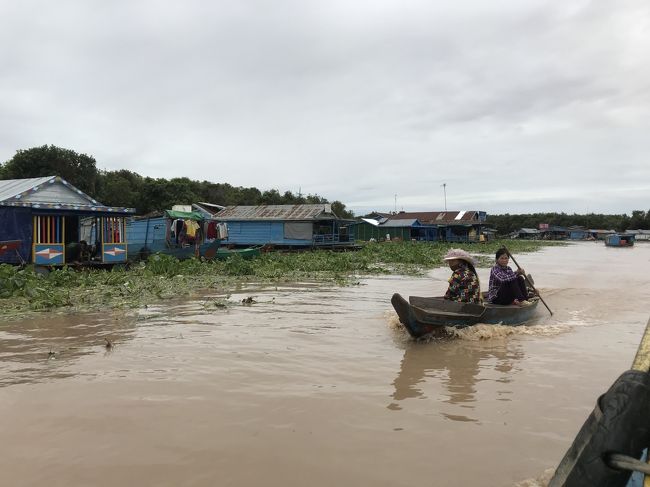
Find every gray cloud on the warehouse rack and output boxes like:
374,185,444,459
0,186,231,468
1,0,649,215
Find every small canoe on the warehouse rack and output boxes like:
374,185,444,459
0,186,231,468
391,293,540,338
212,247,261,260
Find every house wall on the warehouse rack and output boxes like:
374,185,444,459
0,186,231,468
0,207,33,264
126,216,168,255
225,221,312,246
355,223,483,242
355,223,411,241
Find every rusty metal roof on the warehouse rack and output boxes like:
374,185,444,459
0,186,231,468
215,204,336,221
385,211,480,224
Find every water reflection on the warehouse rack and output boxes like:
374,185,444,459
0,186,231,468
388,336,525,422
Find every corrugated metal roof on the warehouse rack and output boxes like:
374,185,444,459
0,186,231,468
385,211,480,224
0,176,55,202
361,218,380,227
0,176,135,214
215,204,335,221
379,218,419,227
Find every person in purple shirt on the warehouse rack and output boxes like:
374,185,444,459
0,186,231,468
488,248,532,305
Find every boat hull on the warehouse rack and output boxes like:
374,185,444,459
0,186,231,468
391,293,540,339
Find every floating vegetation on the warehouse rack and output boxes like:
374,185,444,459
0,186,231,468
0,240,561,319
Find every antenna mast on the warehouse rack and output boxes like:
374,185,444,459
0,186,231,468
441,183,447,211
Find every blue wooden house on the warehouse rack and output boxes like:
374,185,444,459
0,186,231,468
214,204,355,248
567,226,588,240
0,176,134,266
125,208,222,260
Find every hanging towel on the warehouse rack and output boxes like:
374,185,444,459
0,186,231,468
185,220,200,238
207,221,218,239
217,222,229,240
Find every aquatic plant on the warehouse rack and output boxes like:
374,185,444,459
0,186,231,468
0,240,561,319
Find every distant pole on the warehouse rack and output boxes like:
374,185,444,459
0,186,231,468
441,183,447,211
394,194,397,213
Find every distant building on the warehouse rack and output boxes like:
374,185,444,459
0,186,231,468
538,224,568,240
625,229,650,241
567,226,588,240
510,228,540,240
355,210,487,242
588,229,616,240
214,204,355,248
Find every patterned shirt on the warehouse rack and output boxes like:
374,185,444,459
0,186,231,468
487,264,518,302
444,262,482,304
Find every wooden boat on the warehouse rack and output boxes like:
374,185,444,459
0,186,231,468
605,233,635,247
212,247,261,260
391,293,540,338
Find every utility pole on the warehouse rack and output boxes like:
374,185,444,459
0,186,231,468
394,194,397,214
441,183,447,211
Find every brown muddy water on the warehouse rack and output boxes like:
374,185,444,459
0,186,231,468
1,242,649,487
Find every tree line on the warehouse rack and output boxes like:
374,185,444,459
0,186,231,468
0,145,354,218
2,145,648,232
486,211,650,235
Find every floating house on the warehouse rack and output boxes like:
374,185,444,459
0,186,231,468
213,204,355,248
355,210,487,242
0,176,134,266
605,233,635,247
626,229,650,242
510,228,540,240
567,226,588,240
588,229,616,240
538,225,568,240
125,208,221,261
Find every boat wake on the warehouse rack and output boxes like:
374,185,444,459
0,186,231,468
513,468,554,486
385,310,572,341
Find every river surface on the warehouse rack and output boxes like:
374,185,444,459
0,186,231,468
1,242,649,486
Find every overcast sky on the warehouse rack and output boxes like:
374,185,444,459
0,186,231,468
1,0,648,215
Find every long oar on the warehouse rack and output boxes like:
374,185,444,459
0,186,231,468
503,246,553,316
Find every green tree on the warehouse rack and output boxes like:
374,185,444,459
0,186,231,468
1,145,99,195
96,169,144,210
331,200,354,219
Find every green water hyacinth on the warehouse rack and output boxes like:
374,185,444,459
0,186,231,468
0,240,562,320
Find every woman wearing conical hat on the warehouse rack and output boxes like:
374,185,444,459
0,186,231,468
442,248,482,304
